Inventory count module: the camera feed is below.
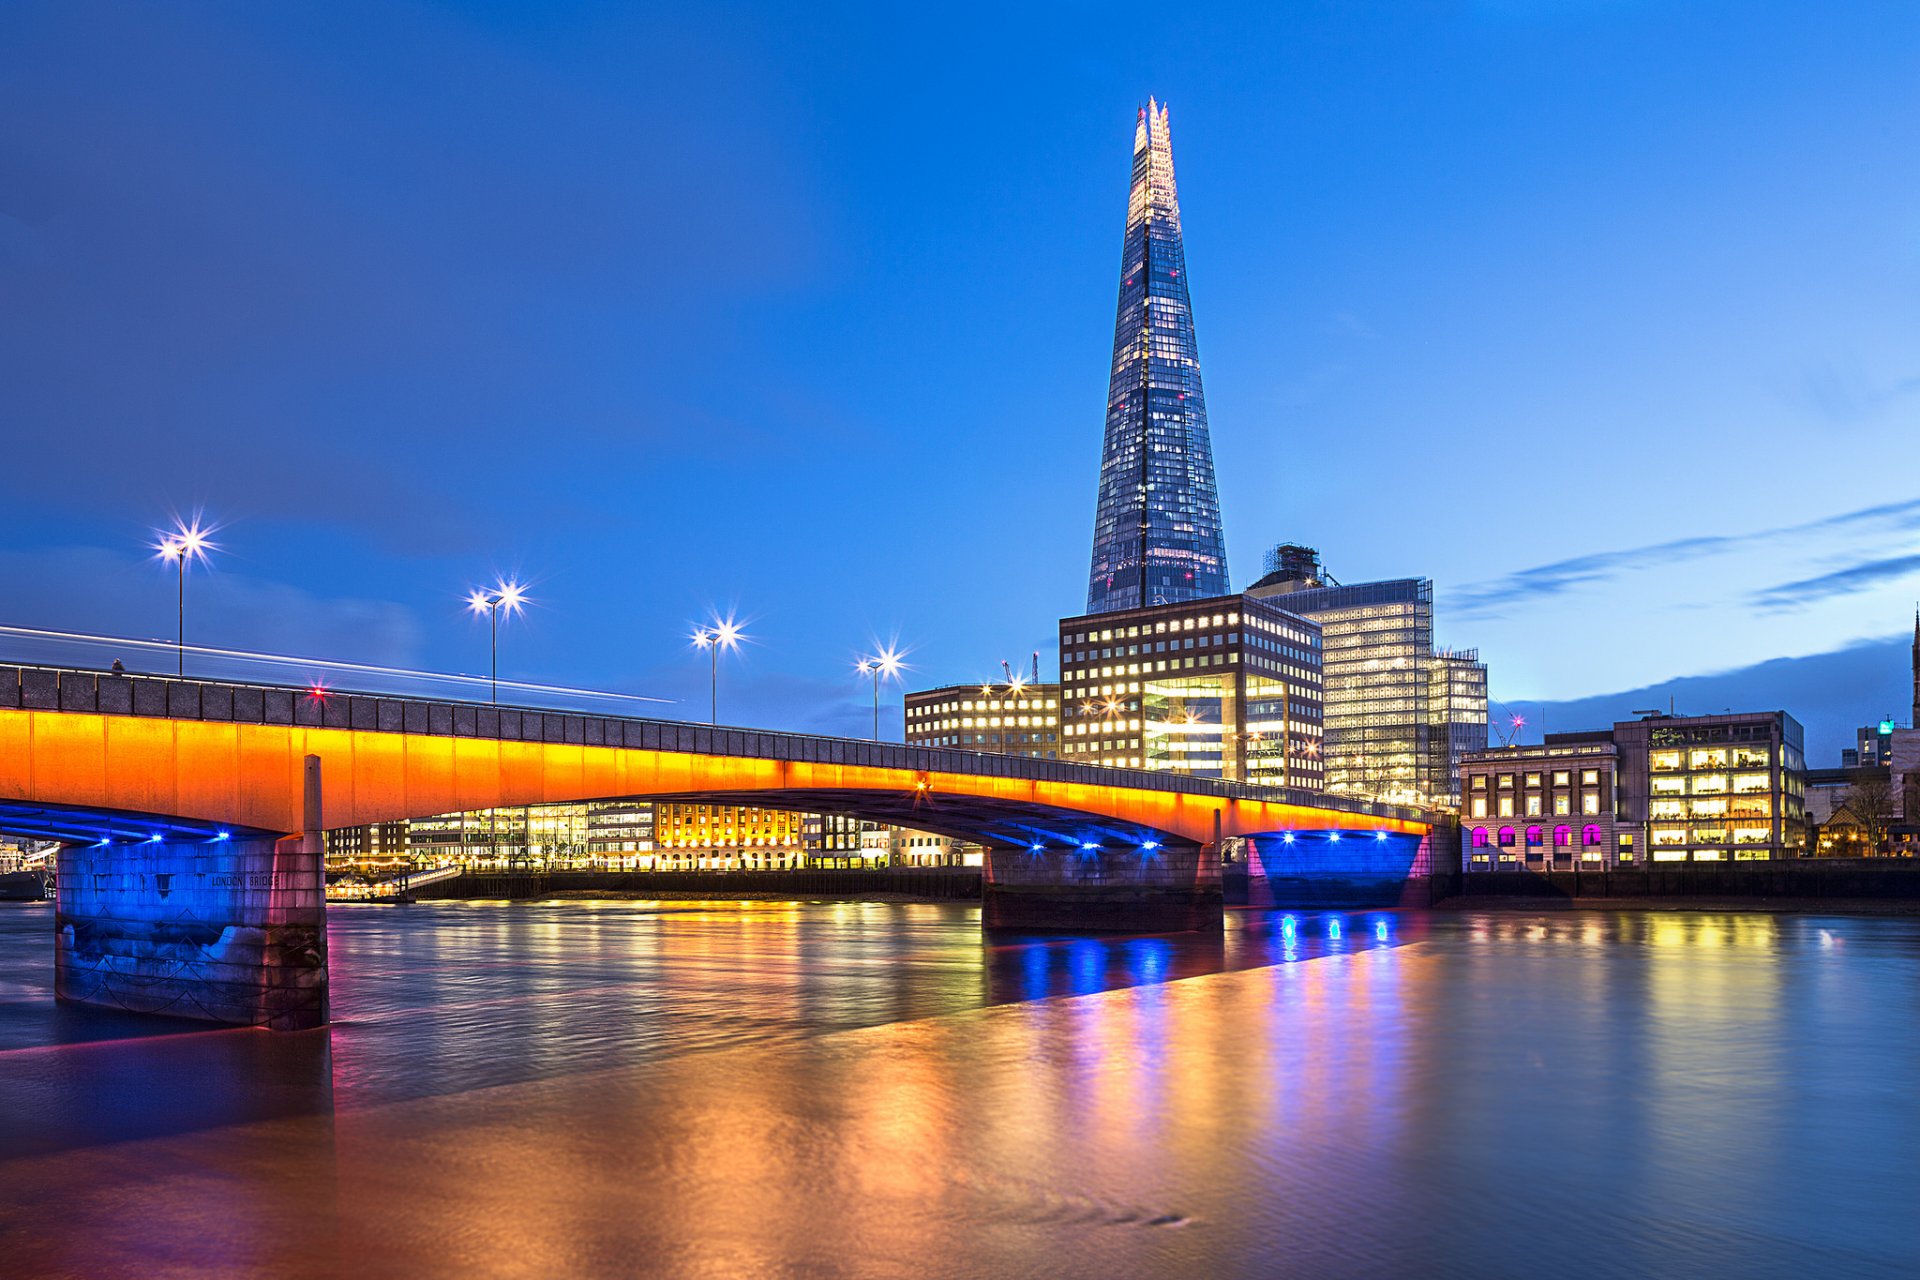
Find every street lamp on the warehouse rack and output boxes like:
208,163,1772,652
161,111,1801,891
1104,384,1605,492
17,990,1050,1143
467,580,528,703
854,646,904,741
691,617,744,725
154,520,214,677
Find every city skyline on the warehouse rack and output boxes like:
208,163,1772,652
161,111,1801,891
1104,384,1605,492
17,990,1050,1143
2,3,1917,760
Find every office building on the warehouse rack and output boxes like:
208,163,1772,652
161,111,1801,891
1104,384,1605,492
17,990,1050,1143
1246,545,1488,808
904,682,1062,758
1085,99,1228,614
1843,721,1899,768
1614,711,1806,862
1058,592,1324,788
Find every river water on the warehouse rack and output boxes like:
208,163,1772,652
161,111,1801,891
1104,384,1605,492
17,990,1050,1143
1,899,1916,1278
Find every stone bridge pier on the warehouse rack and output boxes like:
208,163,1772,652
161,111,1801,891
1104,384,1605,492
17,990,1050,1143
54,757,328,1031
982,819,1222,932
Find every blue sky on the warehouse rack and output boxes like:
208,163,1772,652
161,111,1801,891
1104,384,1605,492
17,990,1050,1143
1,1,1916,758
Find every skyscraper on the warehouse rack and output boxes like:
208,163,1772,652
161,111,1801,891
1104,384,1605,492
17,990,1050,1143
1085,100,1228,615
1247,544,1489,808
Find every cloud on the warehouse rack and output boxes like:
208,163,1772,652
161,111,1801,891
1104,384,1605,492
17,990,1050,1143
1750,553,1920,612
1448,535,1738,615
1448,496,1920,618
1499,631,1913,763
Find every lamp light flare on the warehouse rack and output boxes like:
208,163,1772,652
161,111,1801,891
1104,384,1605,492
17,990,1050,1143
155,519,215,565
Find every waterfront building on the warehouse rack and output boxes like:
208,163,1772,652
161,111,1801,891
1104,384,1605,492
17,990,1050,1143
326,800,659,876
324,821,411,876
1891,728,1920,833
896,831,982,867
802,812,869,866
1085,99,1228,614
1462,711,1807,867
586,800,655,854
1614,711,1806,862
1057,592,1324,789
652,802,803,870
903,682,1062,758
1806,765,1897,855
1460,738,1618,870
1246,545,1488,809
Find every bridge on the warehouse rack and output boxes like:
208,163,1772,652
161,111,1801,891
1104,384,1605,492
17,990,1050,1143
0,662,1431,1030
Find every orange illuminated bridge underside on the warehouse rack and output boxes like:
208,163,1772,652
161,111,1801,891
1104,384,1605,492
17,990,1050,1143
0,709,1424,851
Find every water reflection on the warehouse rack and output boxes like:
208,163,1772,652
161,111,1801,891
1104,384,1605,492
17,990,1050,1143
2,901,1916,1278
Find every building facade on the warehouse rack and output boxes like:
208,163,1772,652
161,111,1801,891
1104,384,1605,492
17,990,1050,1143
1246,547,1488,809
1085,99,1228,614
903,683,1062,758
1058,592,1324,789
652,803,803,869
1460,738,1619,870
1613,712,1807,863
1462,711,1807,868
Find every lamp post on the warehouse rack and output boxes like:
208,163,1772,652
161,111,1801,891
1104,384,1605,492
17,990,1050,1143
467,581,528,704
854,646,904,741
691,618,743,726
154,521,214,677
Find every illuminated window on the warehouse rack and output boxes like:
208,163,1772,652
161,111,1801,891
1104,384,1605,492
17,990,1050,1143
1650,751,1682,772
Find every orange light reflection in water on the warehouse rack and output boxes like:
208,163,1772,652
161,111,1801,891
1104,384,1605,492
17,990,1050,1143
1,904,1914,1278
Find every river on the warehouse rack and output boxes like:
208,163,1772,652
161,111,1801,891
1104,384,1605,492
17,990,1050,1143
2,899,1916,1278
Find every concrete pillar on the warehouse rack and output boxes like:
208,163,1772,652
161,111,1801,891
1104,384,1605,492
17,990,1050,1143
981,839,1222,932
53,756,329,1030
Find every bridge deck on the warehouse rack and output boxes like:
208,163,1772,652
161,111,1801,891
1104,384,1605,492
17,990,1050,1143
0,663,1419,825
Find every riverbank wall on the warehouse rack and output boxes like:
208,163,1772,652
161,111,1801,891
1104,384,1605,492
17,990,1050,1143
406,866,984,902
1449,859,1920,902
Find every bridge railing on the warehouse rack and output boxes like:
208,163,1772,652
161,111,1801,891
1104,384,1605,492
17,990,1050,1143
0,661,1423,823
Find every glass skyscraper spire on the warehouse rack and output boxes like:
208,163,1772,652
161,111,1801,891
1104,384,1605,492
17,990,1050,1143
1085,99,1229,615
